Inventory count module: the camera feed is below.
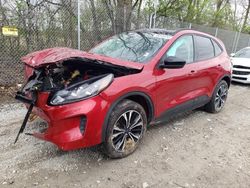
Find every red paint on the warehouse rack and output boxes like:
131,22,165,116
21,47,143,70
20,30,231,150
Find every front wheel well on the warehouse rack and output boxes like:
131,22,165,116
125,95,154,122
101,92,154,142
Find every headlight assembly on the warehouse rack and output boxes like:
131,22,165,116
50,74,114,105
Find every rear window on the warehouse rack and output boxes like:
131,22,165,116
194,35,214,61
212,40,223,56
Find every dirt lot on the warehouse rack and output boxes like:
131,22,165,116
0,83,250,188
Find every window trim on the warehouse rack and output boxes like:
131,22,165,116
193,34,224,63
211,39,223,57
157,33,224,68
157,34,195,68
193,34,216,62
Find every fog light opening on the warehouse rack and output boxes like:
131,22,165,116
80,116,86,134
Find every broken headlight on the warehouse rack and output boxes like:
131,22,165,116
50,74,114,105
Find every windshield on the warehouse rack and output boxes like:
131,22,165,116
90,32,171,63
234,48,250,58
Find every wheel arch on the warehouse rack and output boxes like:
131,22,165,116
210,74,231,97
221,74,231,88
101,91,154,142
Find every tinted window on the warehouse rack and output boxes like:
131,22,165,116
165,35,194,63
212,40,223,56
90,32,171,63
194,35,214,61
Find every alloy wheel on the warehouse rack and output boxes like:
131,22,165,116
111,110,144,152
215,84,228,111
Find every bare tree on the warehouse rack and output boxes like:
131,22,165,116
242,0,250,30
102,0,141,34
89,0,102,42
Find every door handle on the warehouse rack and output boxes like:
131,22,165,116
188,70,196,75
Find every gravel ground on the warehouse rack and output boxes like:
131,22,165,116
0,83,250,188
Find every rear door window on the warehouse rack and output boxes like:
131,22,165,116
194,35,214,61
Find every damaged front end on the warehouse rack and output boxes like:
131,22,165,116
15,49,142,146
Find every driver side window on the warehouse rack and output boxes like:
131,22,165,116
164,35,194,64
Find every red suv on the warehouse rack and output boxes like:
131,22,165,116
15,29,231,158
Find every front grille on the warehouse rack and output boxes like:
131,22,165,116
232,76,247,81
233,65,250,69
232,70,250,75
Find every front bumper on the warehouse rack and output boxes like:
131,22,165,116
30,92,109,150
232,68,250,84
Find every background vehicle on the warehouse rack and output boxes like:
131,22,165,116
231,47,250,84
16,29,231,158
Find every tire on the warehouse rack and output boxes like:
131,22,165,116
103,99,147,158
205,80,228,113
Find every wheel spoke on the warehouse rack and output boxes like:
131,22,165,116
113,126,125,132
215,96,220,102
112,110,144,152
127,133,135,142
113,131,123,141
130,121,143,130
115,134,126,151
128,110,133,126
218,99,222,108
221,98,225,104
129,132,140,141
112,131,124,140
221,90,227,98
129,114,141,128
214,84,228,111
215,98,220,108
122,113,129,128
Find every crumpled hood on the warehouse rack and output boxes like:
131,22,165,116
21,47,143,70
231,57,250,67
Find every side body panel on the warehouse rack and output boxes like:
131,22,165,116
19,30,231,150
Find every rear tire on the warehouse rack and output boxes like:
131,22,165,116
103,99,147,158
205,80,228,113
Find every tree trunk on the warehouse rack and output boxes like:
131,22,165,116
135,0,142,29
242,0,250,31
89,0,102,43
115,0,125,33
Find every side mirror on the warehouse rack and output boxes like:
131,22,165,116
159,56,186,69
230,53,235,57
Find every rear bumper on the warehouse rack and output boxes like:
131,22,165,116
31,92,110,150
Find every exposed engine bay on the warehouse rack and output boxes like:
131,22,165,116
22,57,140,94
14,57,141,143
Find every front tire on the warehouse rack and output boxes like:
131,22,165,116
104,99,147,158
205,80,228,113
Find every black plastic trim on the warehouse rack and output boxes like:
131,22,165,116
155,95,210,123
15,92,33,104
101,91,154,142
79,116,87,134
